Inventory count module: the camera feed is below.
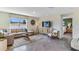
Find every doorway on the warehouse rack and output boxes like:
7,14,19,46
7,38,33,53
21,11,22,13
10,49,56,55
62,18,72,39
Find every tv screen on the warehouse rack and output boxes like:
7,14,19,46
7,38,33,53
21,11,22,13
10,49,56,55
42,21,51,27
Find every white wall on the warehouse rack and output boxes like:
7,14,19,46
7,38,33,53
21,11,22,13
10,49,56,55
0,12,9,29
73,11,79,39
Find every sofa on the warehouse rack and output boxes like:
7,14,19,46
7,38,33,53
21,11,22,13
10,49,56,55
6,34,14,46
71,39,79,50
0,29,30,46
5,32,28,46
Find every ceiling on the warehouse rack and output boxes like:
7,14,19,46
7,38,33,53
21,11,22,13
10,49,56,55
0,7,77,17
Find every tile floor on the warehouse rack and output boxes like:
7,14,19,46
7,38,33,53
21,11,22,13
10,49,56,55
8,34,72,51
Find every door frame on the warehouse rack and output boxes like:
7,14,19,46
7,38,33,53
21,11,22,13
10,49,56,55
61,13,73,38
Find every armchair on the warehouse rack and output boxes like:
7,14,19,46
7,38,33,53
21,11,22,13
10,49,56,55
48,29,59,39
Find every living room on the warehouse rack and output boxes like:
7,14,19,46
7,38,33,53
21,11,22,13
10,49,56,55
0,7,79,51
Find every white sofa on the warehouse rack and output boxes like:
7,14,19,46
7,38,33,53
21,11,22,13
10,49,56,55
71,39,79,50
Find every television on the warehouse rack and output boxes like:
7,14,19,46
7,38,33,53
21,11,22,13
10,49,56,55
42,21,51,27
